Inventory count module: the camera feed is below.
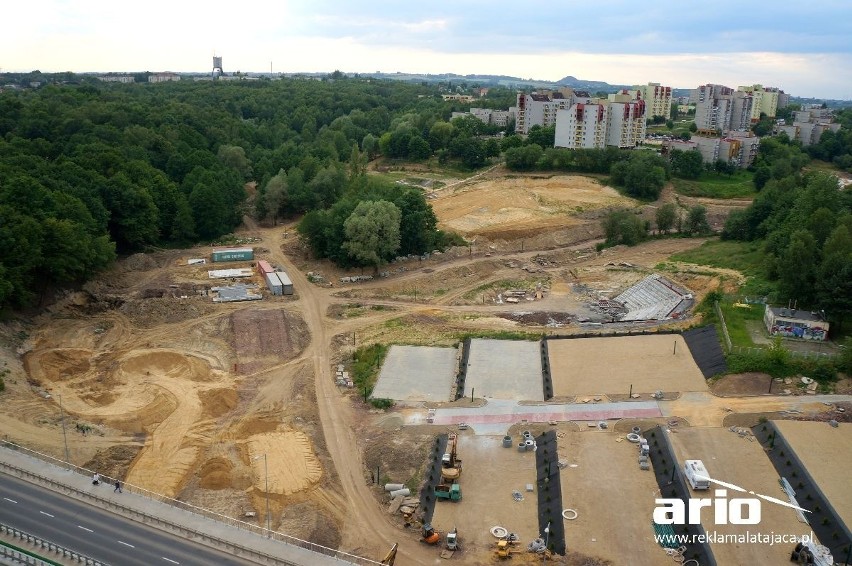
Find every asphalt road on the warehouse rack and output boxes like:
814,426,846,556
0,473,252,565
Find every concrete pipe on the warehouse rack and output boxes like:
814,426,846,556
384,483,405,492
389,488,411,498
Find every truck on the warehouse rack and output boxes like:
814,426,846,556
435,483,462,501
684,459,710,490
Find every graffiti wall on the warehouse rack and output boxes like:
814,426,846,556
769,322,828,341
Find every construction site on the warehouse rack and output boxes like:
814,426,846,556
1,170,850,565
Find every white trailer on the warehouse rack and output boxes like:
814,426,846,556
683,459,710,490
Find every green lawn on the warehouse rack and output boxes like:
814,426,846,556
671,170,757,198
669,239,774,296
719,301,765,348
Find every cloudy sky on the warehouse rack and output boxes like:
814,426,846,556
4,0,851,98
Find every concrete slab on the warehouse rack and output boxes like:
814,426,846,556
773,420,852,530
420,399,663,436
463,339,542,401
372,345,457,402
548,335,708,397
667,427,812,565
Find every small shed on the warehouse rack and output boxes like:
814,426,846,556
256,260,274,276
764,305,829,341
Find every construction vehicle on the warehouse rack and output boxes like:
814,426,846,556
380,543,398,565
446,527,459,551
434,483,462,501
420,523,441,545
494,539,520,559
441,433,462,482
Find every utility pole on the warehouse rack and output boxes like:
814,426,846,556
58,394,70,464
253,454,271,536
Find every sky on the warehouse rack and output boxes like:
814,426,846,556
3,0,852,99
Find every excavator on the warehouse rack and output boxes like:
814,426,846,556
441,433,462,482
380,543,398,565
420,523,441,545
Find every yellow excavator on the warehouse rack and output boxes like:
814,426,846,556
441,433,462,482
380,543,398,565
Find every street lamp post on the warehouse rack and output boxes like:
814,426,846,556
58,394,70,464
253,454,271,535
544,521,551,561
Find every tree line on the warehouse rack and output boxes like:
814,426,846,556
0,75,488,308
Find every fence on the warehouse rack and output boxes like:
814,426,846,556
0,440,381,566
713,301,732,352
730,345,839,360
1,522,104,565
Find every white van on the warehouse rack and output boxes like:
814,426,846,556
683,459,710,490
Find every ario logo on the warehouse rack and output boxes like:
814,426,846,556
654,473,810,526
654,489,761,525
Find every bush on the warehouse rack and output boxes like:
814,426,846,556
370,398,394,410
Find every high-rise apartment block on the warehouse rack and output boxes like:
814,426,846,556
633,82,672,119
693,84,763,134
515,89,593,134
553,91,646,150
737,84,780,121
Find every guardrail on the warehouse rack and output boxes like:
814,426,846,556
1,522,104,565
1,441,381,566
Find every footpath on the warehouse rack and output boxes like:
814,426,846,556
0,443,376,566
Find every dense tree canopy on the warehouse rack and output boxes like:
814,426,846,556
0,75,474,308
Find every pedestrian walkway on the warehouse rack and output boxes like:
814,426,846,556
0,444,376,566
416,399,663,435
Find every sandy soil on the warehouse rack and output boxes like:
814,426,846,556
432,174,635,240
559,428,672,565
548,335,708,397
773,420,852,529
667,427,813,566
1,167,824,565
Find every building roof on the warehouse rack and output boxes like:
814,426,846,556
768,306,826,322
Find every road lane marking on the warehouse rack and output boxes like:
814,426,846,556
78,526,94,533
117,541,135,548
3,498,18,504
162,558,180,564
39,511,55,518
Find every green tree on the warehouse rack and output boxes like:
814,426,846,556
343,200,402,271
505,144,543,171
610,152,667,200
602,209,647,246
670,149,703,179
217,145,252,179
263,169,288,225
683,205,710,236
655,203,678,233
777,230,818,305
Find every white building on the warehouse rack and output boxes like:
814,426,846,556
554,102,609,149
148,72,181,83
633,82,673,119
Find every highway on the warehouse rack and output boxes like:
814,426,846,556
0,473,252,565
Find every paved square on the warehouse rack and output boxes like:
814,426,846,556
371,345,457,402
547,335,708,397
463,339,542,401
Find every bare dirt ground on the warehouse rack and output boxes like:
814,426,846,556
3,167,835,565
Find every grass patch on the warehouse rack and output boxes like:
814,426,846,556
671,171,756,199
719,301,765,348
352,344,389,393
669,239,774,296
455,329,540,341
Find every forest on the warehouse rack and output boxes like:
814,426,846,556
0,75,512,308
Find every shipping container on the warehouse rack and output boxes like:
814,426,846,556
276,271,294,295
211,247,254,263
256,260,274,276
264,272,283,296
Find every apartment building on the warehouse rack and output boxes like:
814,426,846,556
633,82,673,119
99,75,135,83
451,108,513,128
515,89,594,134
665,132,760,169
694,84,758,133
554,102,608,149
737,84,780,120
606,93,647,148
148,72,181,83
778,111,842,146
